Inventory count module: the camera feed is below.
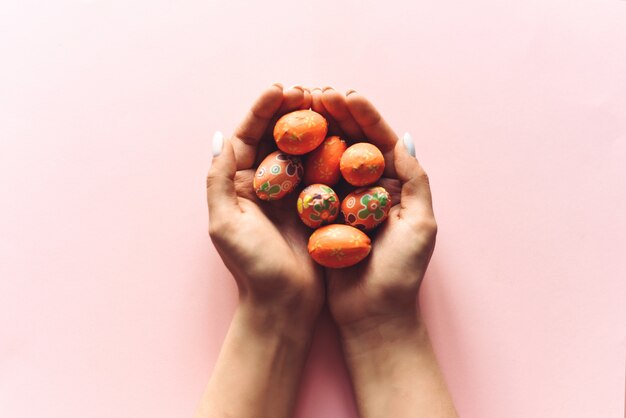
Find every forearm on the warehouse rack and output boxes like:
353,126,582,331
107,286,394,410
339,311,457,418
195,302,316,418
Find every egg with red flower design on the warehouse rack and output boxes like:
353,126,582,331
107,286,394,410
253,151,303,201
341,186,391,231
297,184,340,228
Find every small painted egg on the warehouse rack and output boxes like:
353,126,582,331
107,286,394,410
308,224,372,268
341,186,391,231
253,151,303,201
339,142,385,186
297,184,340,228
307,224,371,268
273,109,328,155
303,136,347,186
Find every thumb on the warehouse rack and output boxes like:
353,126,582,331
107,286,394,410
206,131,240,229
394,132,435,225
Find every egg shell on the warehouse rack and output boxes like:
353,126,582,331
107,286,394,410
253,151,303,201
342,186,391,231
297,184,340,228
273,109,328,155
307,224,371,268
339,142,385,186
303,136,347,186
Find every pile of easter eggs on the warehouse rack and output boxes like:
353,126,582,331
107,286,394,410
253,109,391,268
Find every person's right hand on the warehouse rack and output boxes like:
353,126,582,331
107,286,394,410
206,84,325,329
200,84,326,418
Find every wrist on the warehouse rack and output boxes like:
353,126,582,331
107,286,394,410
337,308,428,357
235,298,320,343
335,309,458,418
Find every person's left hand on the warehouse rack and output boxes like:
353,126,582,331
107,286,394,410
206,84,324,329
309,87,437,332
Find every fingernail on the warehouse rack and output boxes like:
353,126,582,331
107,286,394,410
312,87,322,93
288,85,304,92
212,131,224,158
403,132,416,158
322,86,334,92
272,82,283,89
346,89,358,96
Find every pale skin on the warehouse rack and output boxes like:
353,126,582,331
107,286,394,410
198,84,458,418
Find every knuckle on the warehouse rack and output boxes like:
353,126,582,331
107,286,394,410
422,217,438,236
408,216,438,245
421,220,438,243
208,218,232,241
207,222,220,239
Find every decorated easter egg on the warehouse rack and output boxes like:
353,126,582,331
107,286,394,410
297,184,340,228
339,142,385,186
307,224,371,268
273,109,328,155
342,186,391,231
303,136,347,186
253,151,303,201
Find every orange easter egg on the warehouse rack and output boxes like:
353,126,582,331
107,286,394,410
307,224,371,268
342,186,391,231
339,142,385,186
273,109,328,155
297,184,340,228
303,136,347,186
253,151,303,201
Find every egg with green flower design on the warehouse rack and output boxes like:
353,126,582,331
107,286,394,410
253,151,303,201
297,184,340,228
341,186,391,231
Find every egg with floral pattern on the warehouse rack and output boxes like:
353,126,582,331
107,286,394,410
303,136,347,186
297,184,340,228
253,151,303,201
341,186,391,231
273,109,328,155
307,224,371,268
339,142,385,186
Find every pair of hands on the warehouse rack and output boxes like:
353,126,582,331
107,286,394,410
206,84,437,339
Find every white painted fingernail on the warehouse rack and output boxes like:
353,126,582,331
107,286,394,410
212,131,224,158
403,132,416,158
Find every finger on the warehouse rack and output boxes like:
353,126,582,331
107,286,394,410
394,133,435,224
321,87,365,141
345,91,398,177
311,87,344,137
277,85,306,115
233,169,261,202
300,87,312,110
231,84,284,171
207,132,240,228
377,177,402,206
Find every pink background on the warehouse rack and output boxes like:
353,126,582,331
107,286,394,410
1,1,625,417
